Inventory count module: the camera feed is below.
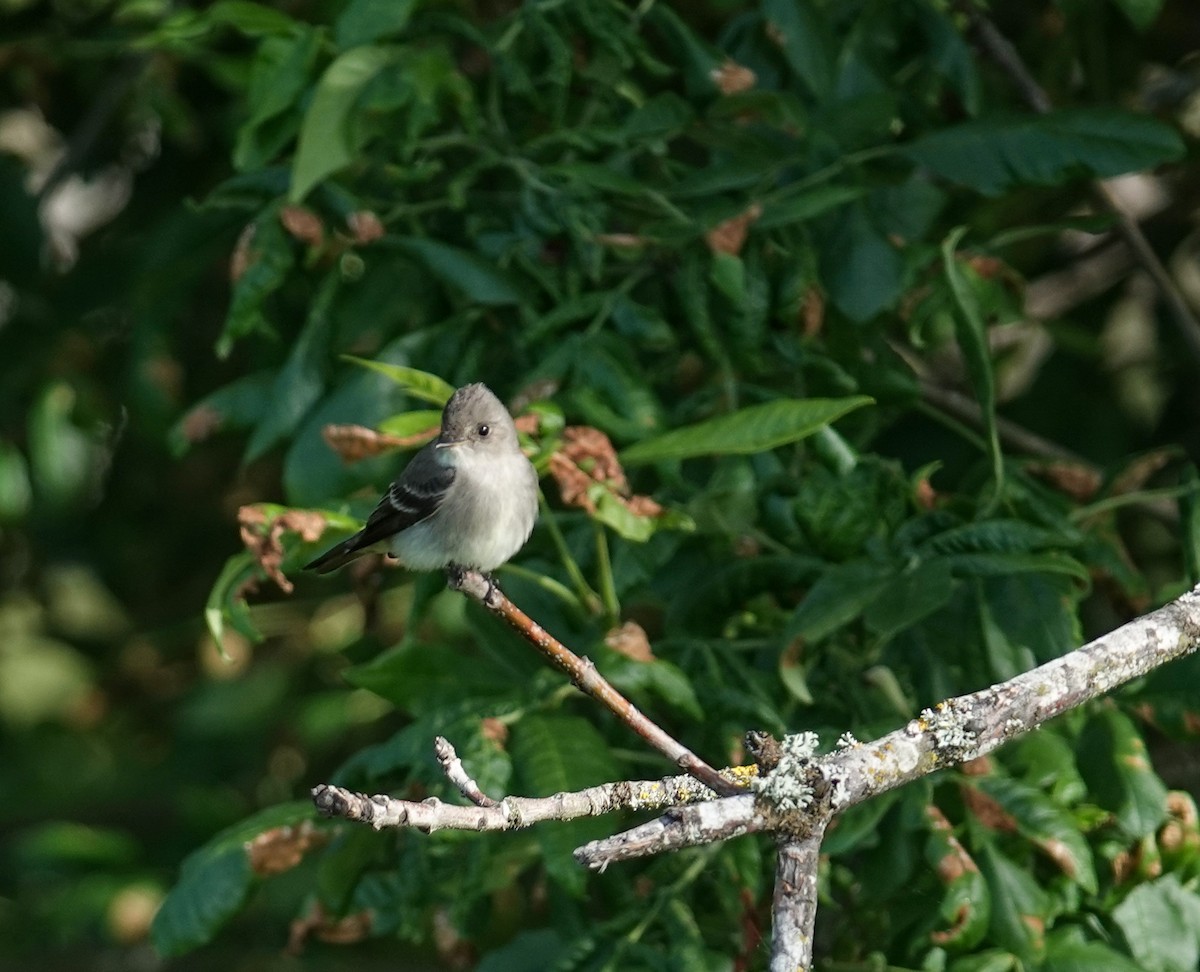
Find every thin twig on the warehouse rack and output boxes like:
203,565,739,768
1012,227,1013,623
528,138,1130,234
434,736,498,808
966,9,1200,366
919,381,1087,463
447,568,744,797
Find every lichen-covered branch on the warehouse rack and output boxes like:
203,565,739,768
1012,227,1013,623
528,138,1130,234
770,831,827,972
569,585,1200,871
312,769,728,833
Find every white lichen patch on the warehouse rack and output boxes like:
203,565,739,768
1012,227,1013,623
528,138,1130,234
753,731,820,812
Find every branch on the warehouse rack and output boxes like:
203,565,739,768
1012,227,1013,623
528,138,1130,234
446,568,743,797
312,764,726,833
573,794,762,870
965,9,1200,367
770,831,827,972
577,584,1200,868
826,585,1200,813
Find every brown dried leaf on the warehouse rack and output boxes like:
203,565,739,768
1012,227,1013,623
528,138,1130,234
1110,448,1175,495
1038,837,1080,879
914,477,937,511
287,902,372,955
705,203,763,256
548,451,596,513
230,222,256,282
926,805,979,882
800,287,824,337
322,423,438,463
549,426,668,521
605,620,654,662
279,205,325,247
246,821,327,877
593,233,650,249
346,210,385,245
1025,461,1103,502
711,58,756,95
961,784,1018,832
960,756,993,777
238,504,329,594
179,404,223,446
480,717,508,746
563,426,627,487
625,494,664,517
514,413,541,436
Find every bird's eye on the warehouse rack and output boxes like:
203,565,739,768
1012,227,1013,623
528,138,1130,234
477,424,490,437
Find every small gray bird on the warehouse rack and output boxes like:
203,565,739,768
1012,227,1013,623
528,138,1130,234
304,383,539,577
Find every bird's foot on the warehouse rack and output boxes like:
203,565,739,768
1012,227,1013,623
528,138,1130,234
445,564,503,607
481,572,502,608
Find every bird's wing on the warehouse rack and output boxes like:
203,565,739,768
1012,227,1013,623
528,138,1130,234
303,445,454,573
354,445,456,548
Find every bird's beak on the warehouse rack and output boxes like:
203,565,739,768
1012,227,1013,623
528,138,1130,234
435,439,462,449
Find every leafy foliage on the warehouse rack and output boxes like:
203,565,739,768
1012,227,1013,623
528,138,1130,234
2,0,1199,969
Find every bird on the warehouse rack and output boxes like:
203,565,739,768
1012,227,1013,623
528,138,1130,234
304,382,539,580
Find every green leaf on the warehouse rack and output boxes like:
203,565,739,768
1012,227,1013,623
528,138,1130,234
28,382,96,509
919,519,1074,557
821,202,905,321
511,715,618,895
290,45,393,202
942,227,1003,511
972,776,1097,893
169,371,276,457
905,109,1185,196
762,0,835,97
589,487,694,543
786,559,895,644
940,551,1090,583
244,275,336,462
392,237,522,306
1112,875,1200,972
823,791,900,856
755,185,867,230
234,29,322,171
947,951,1020,972
218,214,294,356
619,92,694,141
976,838,1049,965
1109,0,1166,29
205,0,299,36
477,930,565,972
601,654,703,721
1040,940,1144,972
335,0,417,49
863,559,956,639
1077,707,1168,838
0,440,31,521
345,640,519,715
621,396,873,464
923,820,990,949
152,802,314,957
377,409,444,437
204,551,264,646
341,359,455,405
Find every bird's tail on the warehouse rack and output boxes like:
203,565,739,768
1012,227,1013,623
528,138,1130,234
303,533,368,574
